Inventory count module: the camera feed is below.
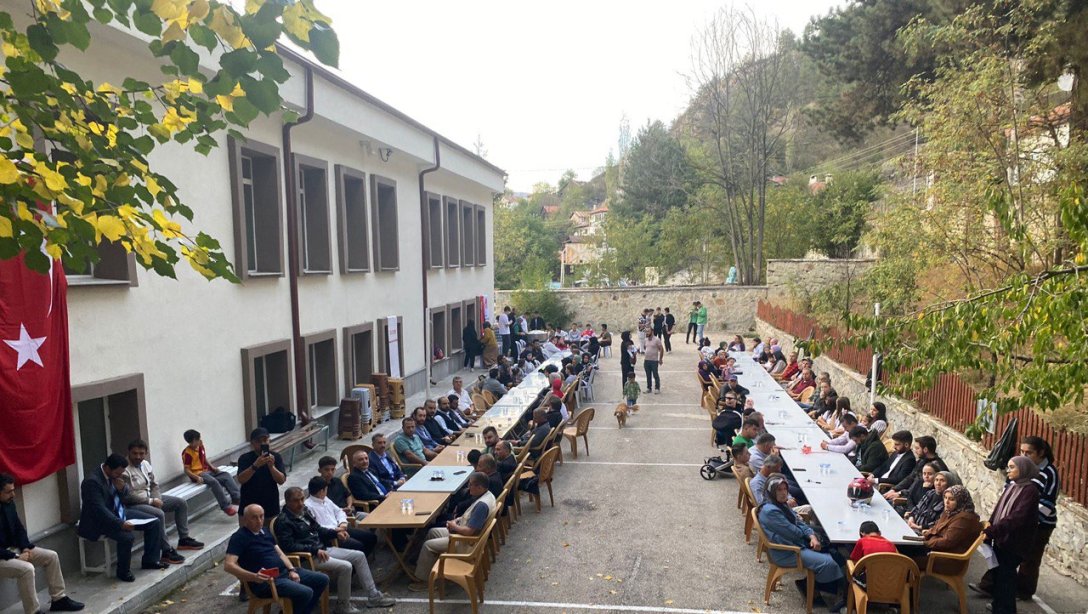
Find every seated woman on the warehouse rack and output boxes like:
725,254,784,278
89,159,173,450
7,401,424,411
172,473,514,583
764,346,787,374
697,361,715,391
897,461,939,515
911,485,983,575
817,396,850,436
867,402,889,438
728,334,746,352
711,348,730,370
699,338,715,360
907,471,961,531
758,476,845,609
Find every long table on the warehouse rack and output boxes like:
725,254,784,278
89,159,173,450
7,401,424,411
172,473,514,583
729,352,917,545
359,351,572,579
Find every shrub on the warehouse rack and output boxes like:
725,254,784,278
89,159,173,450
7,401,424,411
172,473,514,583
510,289,573,329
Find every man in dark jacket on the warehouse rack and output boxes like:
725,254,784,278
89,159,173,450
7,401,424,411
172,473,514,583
422,400,455,444
866,431,917,487
529,312,546,331
852,427,889,473
347,450,390,506
77,454,165,582
718,376,750,405
0,474,84,612
367,433,406,492
883,436,947,502
274,487,394,609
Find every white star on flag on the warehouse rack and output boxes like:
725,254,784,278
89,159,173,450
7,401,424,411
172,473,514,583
3,324,47,370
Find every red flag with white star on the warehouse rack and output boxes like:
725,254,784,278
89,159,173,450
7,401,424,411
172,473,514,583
0,252,75,483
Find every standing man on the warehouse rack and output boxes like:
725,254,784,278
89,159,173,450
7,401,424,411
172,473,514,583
663,307,676,353
529,312,546,331
643,329,664,394
497,306,512,359
77,454,165,582
236,428,287,526
694,300,708,342
0,474,84,613
652,308,665,338
123,439,202,565
685,302,699,344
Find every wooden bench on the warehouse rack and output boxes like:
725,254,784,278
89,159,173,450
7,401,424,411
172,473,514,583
79,465,239,575
271,422,329,472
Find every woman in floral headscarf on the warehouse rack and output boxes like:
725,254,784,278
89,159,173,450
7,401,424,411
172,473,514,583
914,484,983,575
985,456,1040,614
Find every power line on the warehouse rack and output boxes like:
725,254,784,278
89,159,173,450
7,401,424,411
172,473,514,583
799,130,918,176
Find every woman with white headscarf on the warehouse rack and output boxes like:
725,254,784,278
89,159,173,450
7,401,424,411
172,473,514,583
984,456,1040,614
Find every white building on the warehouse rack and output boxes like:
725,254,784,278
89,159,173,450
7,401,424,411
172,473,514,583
13,15,505,545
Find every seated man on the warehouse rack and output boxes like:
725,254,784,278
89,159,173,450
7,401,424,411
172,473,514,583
866,431,917,487
718,375,750,405
478,455,504,498
819,414,860,455
712,392,744,446
436,395,469,430
884,436,946,502
316,456,354,513
304,477,376,555
368,433,407,491
346,451,391,506
394,417,437,466
422,400,456,444
481,426,500,456
0,474,84,613
77,454,165,582
123,439,200,566
732,418,760,448
852,426,889,474
517,408,552,459
410,408,447,453
545,397,567,429
731,444,754,481
446,376,475,418
411,472,496,590
494,440,517,481
541,335,562,358
224,504,329,614
275,487,395,611
482,368,508,400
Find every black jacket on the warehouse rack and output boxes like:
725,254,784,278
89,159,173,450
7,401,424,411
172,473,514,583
870,452,917,486
347,468,388,503
424,417,452,443
77,467,129,539
0,502,31,558
497,455,517,481
274,506,337,555
854,436,889,473
894,455,948,493
530,316,546,330
368,451,404,492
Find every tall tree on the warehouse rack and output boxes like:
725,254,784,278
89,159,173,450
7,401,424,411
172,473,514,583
614,120,694,221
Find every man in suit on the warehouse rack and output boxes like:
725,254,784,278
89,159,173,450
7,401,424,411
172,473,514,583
866,431,917,487
0,474,84,613
367,433,405,492
346,451,390,505
529,312,546,331
883,435,947,502
422,400,456,443
77,454,166,582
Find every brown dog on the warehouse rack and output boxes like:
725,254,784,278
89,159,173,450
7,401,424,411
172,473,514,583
614,403,628,428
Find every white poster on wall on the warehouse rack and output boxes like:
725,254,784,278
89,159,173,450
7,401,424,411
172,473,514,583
387,315,401,378
482,295,491,326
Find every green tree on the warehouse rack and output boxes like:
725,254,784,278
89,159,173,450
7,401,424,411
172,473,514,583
493,199,561,289
0,0,338,280
615,120,694,221
809,171,880,258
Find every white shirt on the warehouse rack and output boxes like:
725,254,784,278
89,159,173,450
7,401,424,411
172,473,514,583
497,313,510,335
305,494,347,529
542,341,561,358
518,316,528,332
447,387,472,412
751,342,765,359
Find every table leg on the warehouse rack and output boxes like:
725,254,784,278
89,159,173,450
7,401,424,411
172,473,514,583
374,527,427,585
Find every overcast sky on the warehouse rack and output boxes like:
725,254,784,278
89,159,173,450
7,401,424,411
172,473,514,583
318,1,845,192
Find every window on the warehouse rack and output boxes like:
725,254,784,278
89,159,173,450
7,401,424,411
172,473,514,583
463,298,478,329
426,192,444,268
431,308,447,363
343,323,375,389
444,196,460,268
335,165,370,273
461,202,476,267
448,303,463,353
229,137,283,277
370,175,399,271
295,154,331,274
303,330,338,412
377,316,404,376
241,340,292,434
476,206,487,265
63,240,138,286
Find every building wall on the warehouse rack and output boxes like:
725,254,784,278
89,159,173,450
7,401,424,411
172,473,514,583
765,258,875,302
756,317,1088,585
495,286,768,333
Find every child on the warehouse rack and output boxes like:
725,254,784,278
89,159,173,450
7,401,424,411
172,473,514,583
850,520,898,562
622,371,641,414
181,429,241,516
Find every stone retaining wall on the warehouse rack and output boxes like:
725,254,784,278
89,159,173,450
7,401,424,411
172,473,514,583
756,317,1088,586
495,286,768,333
766,258,875,302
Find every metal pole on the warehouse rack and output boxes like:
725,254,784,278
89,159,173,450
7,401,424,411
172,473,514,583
869,302,880,407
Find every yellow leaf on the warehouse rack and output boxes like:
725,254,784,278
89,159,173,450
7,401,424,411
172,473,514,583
45,243,61,259
162,21,186,43
146,176,161,197
189,0,210,21
664,600,674,605
187,77,204,95
281,2,311,42
95,215,126,242
0,216,11,238
151,0,186,21
0,157,19,184
215,94,234,112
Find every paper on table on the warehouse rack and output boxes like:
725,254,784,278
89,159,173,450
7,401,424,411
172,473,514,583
127,518,156,526
977,543,999,569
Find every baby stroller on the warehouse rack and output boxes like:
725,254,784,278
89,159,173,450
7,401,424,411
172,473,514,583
700,447,734,480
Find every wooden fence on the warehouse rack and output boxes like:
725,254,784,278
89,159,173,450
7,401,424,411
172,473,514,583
757,300,1088,509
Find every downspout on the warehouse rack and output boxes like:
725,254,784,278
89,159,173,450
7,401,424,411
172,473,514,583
419,136,441,398
282,65,315,425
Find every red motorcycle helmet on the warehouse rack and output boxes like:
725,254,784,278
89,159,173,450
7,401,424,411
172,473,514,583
846,477,874,505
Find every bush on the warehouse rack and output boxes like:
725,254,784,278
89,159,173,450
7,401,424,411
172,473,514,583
510,289,573,329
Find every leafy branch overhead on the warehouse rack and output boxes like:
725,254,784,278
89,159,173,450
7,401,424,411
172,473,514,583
0,0,340,281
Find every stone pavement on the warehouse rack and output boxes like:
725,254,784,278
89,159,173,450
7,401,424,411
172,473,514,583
13,343,1087,613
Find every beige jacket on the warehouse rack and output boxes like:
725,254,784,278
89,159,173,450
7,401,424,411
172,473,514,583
121,460,161,505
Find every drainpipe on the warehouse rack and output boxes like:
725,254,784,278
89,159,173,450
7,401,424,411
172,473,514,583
419,136,441,398
282,66,315,425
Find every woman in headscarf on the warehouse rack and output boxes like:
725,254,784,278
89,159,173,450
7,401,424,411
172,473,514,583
462,319,480,370
912,484,983,575
479,321,499,367
985,456,1040,614
907,470,961,531
697,360,714,391
619,331,636,387
758,476,845,610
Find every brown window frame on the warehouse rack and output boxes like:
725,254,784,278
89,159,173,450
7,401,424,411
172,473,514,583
475,205,487,265
241,339,293,435
302,329,339,411
463,297,479,329
448,302,464,353
228,136,285,279
425,191,444,269
431,306,449,363
370,174,400,271
342,322,375,392
376,316,405,375
335,165,371,274
444,196,460,268
461,201,476,267
293,153,332,275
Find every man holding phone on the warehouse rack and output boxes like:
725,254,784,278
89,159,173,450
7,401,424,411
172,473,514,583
237,428,287,526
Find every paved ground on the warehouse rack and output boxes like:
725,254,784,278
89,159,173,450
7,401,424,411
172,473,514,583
32,340,1087,614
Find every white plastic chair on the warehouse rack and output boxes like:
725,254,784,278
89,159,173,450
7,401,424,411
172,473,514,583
579,367,595,401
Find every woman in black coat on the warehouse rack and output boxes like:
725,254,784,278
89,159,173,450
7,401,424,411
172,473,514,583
462,321,480,369
985,455,1040,614
619,331,635,387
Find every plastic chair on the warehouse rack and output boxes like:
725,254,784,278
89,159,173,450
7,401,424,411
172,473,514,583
339,473,379,513
798,386,816,403
471,392,490,412
428,518,497,614
602,345,611,358
751,508,814,613
562,407,595,458
387,441,423,476
579,368,596,401
519,447,561,512
919,523,988,614
481,390,497,406
267,520,330,614
845,553,920,614
241,572,294,614
339,444,373,470
709,373,722,393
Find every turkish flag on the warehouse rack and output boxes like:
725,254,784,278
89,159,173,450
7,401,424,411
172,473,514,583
0,252,75,484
